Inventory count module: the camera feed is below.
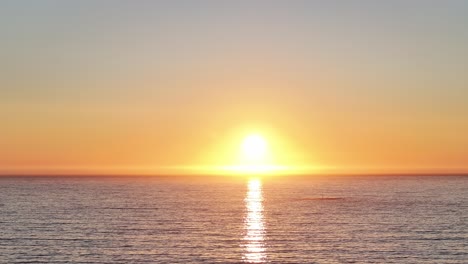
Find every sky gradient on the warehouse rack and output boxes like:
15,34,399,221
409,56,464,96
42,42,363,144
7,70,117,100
1,1,468,175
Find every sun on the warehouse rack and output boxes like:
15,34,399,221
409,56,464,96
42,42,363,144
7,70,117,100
217,132,288,175
241,134,268,162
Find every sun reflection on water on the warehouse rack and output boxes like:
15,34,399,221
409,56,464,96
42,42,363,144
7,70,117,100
243,178,266,263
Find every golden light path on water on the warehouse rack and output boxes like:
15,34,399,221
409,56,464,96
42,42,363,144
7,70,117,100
243,178,266,263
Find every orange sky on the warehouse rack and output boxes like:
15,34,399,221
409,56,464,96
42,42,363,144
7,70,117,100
1,1,467,175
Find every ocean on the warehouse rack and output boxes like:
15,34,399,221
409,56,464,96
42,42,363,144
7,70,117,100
0,175,466,263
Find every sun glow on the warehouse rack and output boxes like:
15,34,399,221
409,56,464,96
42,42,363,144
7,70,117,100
224,133,286,174
241,134,268,163
202,130,309,175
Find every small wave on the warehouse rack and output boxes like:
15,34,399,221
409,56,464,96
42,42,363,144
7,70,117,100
292,197,345,201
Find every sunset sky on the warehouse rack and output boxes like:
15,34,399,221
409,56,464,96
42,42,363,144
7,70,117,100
1,1,467,175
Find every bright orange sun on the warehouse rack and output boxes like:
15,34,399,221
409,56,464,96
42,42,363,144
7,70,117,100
240,134,268,163
216,133,286,175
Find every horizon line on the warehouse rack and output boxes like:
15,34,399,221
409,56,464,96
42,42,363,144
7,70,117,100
0,172,467,177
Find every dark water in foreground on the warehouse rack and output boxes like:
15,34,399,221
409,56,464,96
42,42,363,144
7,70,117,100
0,176,466,263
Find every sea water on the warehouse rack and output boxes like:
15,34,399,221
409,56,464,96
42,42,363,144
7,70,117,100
0,175,466,263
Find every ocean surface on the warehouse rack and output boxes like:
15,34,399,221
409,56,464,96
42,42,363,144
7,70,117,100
0,175,466,263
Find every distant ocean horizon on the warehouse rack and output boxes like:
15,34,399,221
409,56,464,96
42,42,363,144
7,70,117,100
1,172,468,177
1,175,466,263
